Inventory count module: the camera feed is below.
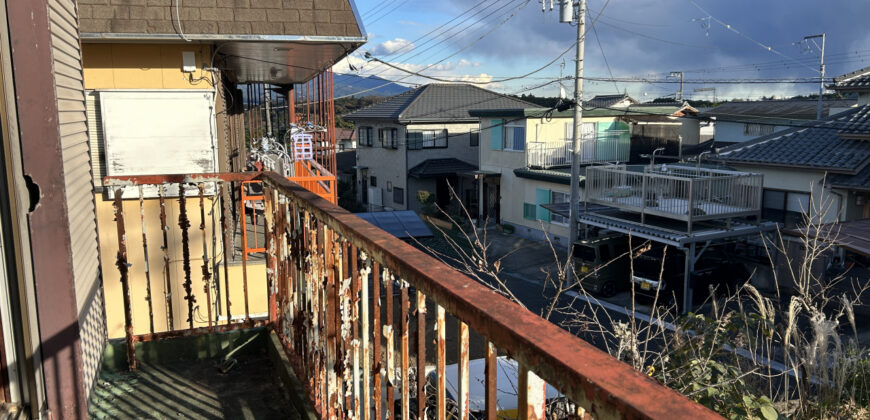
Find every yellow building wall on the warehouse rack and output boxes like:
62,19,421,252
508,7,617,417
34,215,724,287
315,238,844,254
97,196,268,339
82,43,215,90
83,42,265,338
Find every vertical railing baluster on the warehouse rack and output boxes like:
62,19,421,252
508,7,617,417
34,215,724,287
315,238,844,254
458,321,469,420
361,253,371,420
264,185,276,324
138,185,155,334
518,365,546,420
372,262,382,420
113,188,137,370
436,305,446,420
178,183,195,329
416,290,426,420
385,269,395,417
351,244,361,420
485,341,497,420
219,183,232,325
400,283,410,420
198,184,213,329
240,185,251,323
158,185,174,330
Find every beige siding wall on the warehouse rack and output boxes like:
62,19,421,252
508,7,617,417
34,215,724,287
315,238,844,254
48,0,104,397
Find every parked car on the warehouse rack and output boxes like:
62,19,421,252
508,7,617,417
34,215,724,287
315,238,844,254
423,356,567,419
573,232,631,297
631,244,750,310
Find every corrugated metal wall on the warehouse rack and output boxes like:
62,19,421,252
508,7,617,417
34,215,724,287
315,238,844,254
86,91,104,188
47,0,104,397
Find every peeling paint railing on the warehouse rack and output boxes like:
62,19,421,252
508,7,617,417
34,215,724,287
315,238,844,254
104,171,721,420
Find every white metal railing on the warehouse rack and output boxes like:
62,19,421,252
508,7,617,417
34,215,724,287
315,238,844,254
526,132,629,168
585,164,763,231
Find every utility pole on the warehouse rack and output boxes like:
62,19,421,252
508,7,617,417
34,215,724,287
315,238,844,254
804,33,826,119
566,0,586,260
670,71,684,101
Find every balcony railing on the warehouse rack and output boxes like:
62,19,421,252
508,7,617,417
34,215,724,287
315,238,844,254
585,164,763,231
103,171,719,419
526,132,630,169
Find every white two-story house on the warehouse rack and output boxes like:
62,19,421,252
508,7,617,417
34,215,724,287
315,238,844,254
345,84,534,214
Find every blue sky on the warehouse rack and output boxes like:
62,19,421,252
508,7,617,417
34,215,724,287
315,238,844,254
334,0,870,101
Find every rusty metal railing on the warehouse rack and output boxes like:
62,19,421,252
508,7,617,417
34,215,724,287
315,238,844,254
104,171,720,420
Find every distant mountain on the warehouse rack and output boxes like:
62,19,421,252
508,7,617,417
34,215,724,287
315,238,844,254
334,74,412,98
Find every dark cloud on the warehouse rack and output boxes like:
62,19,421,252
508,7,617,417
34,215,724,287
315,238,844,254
427,0,870,98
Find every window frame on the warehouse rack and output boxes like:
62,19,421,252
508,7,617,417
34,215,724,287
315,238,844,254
762,188,810,228
370,176,377,187
550,190,569,226
470,131,479,147
406,129,448,149
503,121,526,151
744,123,775,137
358,126,374,146
393,187,405,205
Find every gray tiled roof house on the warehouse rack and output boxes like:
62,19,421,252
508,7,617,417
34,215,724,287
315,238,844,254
714,105,870,185
343,83,535,123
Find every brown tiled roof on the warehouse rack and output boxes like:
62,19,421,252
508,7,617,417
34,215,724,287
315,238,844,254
78,0,363,38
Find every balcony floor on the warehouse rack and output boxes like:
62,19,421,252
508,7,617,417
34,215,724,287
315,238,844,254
88,352,299,419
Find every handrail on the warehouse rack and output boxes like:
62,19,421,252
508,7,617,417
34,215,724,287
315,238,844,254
264,171,719,419
104,171,721,420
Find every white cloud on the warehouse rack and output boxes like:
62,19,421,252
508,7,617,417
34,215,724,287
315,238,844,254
369,38,415,56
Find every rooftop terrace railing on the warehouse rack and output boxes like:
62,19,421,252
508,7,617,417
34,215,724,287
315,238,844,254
585,164,763,232
526,132,630,169
104,171,721,420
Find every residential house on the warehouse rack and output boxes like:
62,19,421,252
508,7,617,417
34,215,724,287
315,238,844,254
713,105,870,227
345,83,535,213
699,99,856,145
469,103,699,244
336,127,357,150
586,93,639,109
831,65,870,106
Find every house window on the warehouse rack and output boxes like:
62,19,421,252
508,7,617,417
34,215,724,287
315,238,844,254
407,129,448,149
379,128,398,149
523,203,536,220
762,189,810,227
393,187,404,205
744,123,775,137
550,191,569,225
359,127,373,146
370,176,377,187
503,122,525,151
470,132,479,147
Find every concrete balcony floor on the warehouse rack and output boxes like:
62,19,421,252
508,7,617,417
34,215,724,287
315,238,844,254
88,329,304,419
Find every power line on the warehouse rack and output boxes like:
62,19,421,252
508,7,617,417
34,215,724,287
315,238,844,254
688,0,819,74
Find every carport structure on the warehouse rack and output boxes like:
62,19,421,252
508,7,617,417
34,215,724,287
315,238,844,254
550,162,776,313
